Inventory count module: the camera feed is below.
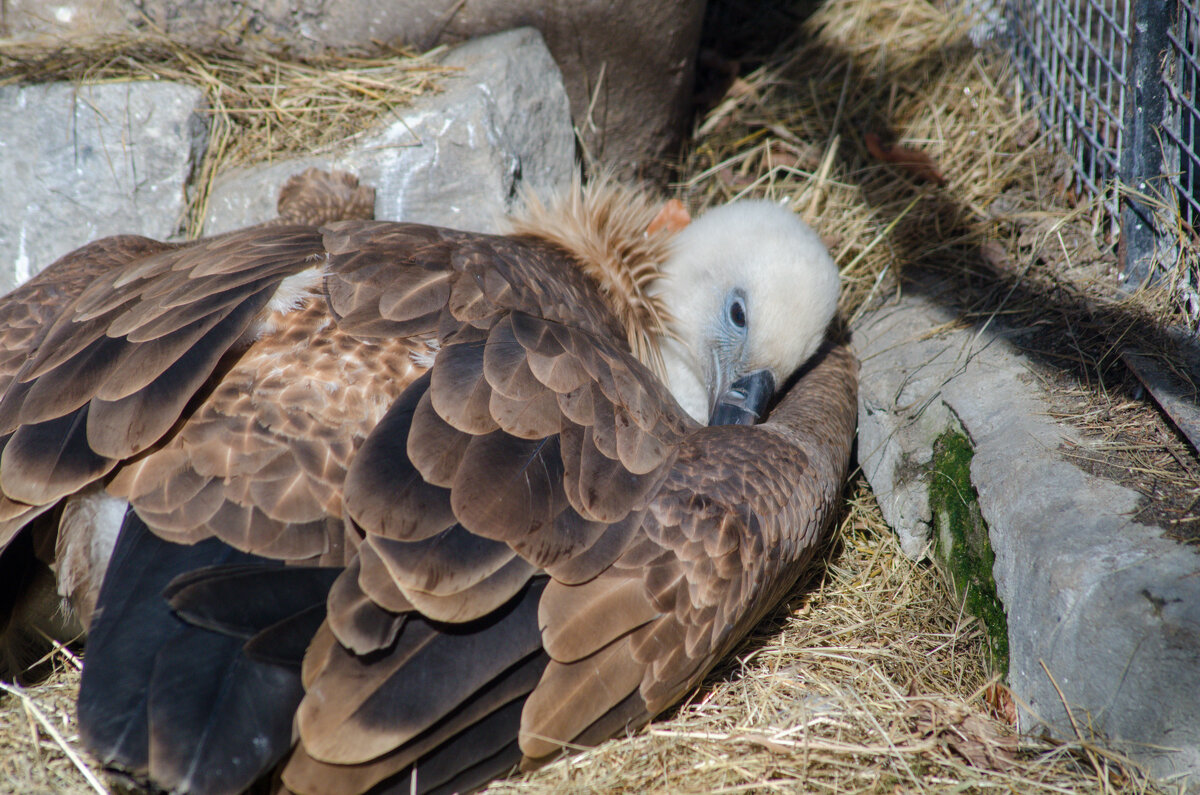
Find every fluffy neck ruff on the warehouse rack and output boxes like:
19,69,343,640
507,176,676,379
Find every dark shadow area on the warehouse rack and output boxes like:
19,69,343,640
694,0,825,113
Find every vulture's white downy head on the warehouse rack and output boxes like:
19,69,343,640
511,180,838,426
651,200,840,425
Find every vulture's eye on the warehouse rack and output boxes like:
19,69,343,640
729,299,746,328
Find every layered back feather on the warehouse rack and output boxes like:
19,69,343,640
508,174,675,377
0,168,857,795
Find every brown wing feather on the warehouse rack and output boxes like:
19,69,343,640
538,576,661,663
0,236,178,399
0,226,328,512
297,579,547,767
325,557,407,654
273,168,375,227
297,214,854,788
0,175,856,795
518,637,646,759
516,343,857,762
108,300,421,563
281,646,546,795
0,171,378,562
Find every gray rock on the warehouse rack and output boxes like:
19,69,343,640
0,81,207,292
204,27,573,237
2,0,701,179
1122,325,1200,453
0,0,129,39
854,292,1200,789
323,0,704,180
856,343,952,558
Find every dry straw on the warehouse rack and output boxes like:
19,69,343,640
0,0,1189,792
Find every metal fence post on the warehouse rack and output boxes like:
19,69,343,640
1120,0,1176,288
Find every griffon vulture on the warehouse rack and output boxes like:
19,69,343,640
0,169,857,795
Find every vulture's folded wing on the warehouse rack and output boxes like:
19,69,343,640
0,235,178,547
0,183,855,795
284,333,855,793
55,215,673,793
523,343,857,759
0,168,374,555
0,170,375,689
0,226,328,504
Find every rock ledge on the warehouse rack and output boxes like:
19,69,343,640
855,291,1200,789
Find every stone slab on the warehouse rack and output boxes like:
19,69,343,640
1122,326,1200,455
2,0,700,179
854,291,1200,790
0,81,207,292
204,27,574,237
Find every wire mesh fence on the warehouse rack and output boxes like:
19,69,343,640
998,0,1198,315
1006,0,1131,213
1166,3,1200,232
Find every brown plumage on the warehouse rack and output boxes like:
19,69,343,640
0,168,856,795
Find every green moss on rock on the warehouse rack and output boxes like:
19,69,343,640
928,428,1009,672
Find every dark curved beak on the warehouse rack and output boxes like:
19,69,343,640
708,369,776,426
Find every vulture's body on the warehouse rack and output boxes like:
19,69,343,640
0,170,856,795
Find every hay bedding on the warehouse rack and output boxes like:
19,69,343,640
0,0,1188,791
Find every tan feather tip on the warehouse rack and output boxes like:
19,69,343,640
507,172,683,381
